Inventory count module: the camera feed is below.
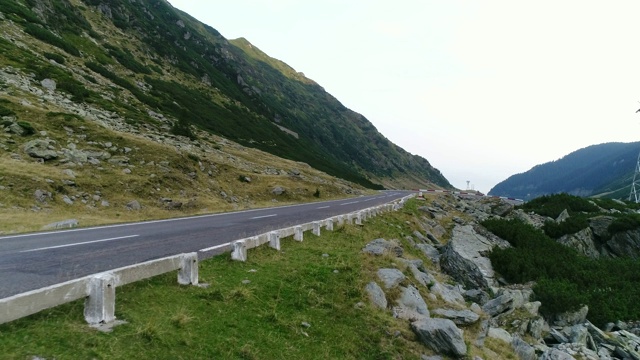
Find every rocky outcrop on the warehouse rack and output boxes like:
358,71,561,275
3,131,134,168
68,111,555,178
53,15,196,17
440,224,509,291
360,195,640,359
607,230,640,259
557,228,601,259
588,216,614,240
509,209,552,229
23,139,57,160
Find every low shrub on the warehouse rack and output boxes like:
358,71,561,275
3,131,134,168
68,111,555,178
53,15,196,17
519,193,600,218
608,214,640,234
483,217,640,326
17,121,35,136
23,24,80,56
542,215,590,239
44,52,65,64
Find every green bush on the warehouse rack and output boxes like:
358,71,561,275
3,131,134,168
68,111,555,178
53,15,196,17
17,121,35,136
519,193,600,218
483,217,640,326
104,44,151,75
0,2,42,24
23,24,80,56
0,104,15,117
534,278,588,317
542,215,590,239
170,119,196,140
608,214,640,234
44,52,66,64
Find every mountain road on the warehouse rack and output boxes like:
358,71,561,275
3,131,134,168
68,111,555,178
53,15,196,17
0,191,412,298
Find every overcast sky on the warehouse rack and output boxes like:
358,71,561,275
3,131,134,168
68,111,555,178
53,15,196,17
168,1,640,194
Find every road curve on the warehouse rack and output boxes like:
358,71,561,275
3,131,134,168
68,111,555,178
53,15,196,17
0,191,412,298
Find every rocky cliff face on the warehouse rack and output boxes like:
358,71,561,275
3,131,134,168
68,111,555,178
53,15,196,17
362,194,640,359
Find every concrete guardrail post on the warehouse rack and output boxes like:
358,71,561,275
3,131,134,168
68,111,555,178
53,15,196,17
294,226,304,241
312,221,321,236
355,212,363,225
346,213,354,224
325,218,334,231
178,252,198,285
269,231,281,250
84,272,116,325
231,240,248,262
336,215,344,226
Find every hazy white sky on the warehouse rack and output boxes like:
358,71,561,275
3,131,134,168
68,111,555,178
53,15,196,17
168,1,640,193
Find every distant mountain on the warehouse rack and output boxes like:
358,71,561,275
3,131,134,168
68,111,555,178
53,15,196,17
488,142,640,201
0,0,451,190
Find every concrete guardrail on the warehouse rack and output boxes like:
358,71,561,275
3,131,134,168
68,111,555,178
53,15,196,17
0,194,413,326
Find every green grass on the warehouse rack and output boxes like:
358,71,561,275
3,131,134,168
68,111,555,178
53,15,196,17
0,209,428,360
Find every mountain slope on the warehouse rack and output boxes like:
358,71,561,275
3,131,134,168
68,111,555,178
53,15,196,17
0,0,451,190
488,142,640,201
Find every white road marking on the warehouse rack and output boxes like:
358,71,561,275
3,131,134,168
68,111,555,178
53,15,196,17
250,214,277,220
340,201,360,206
20,235,139,253
316,206,330,209
199,242,232,253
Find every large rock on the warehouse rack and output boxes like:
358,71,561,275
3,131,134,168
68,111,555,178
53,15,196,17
24,139,57,160
415,243,440,266
43,219,78,230
377,268,405,289
556,209,570,223
588,216,613,240
463,289,490,305
488,327,512,343
440,224,508,291
606,230,640,259
271,186,285,196
557,227,600,259
126,200,142,211
551,305,589,327
41,78,56,91
365,281,387,309
411,318,467,358
362,238,403,257
62,148,88,163
429,281,465,306
34,189,51,203
509,209,551,229
538,348,576,360
393,285,429,321
406,263,437,287
482,294,514,317
511,336,537,360
432,308,480,326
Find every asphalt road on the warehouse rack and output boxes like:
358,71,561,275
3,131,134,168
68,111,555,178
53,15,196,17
0,191,411,298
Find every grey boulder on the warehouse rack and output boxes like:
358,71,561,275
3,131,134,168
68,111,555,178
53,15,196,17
411,318,467,358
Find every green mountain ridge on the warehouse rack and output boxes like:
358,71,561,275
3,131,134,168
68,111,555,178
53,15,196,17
0,0,451,190
489,142,640,201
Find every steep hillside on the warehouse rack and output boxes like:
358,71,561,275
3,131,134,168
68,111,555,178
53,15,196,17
0,0,451,192
489,142,640,201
